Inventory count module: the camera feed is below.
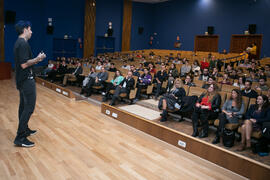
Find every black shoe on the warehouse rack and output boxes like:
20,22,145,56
191,131,199,137
27,128,37,136
14,137,35,147
109,102,115,106
199,132,208,138
212,136,220,144
160,110,168,122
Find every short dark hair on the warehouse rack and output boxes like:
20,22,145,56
15,20,32,35
246,80,252,85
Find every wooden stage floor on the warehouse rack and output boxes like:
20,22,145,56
0,79,246,179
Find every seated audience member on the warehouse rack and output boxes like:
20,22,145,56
218,73,232,85
62,62,82,86
266,89,270,101
192,60,201,76
109,71,135,105
224,64,233,74
237,95,270,151
212,89,245,144
180,59,191,77
248,62,258,73
247,43,257,60
80,67,98,95
241,80,258,98
264,65,270,78
198,68,209,82
137,63,144,72
158,79,186,122
202,76,216,89
102,70,124,101
229,69,239,80
95,61,103,71
108,63,117,72
121,61,131,70
246,70,258,82
43,60,55,76
148,63,157,74
85,67,108,97
154,64,168,99
133,68,152,103
130,65,140,77
48,61,61,82
233,76,246,90
184,75,196,87
211,67,221,78
191,84,221,138
254,78,269,91
257,68,267,80
200,58,209,71
239,58,251,68
209,56,216,71
167,63,179,91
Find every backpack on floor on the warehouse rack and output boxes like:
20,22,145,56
222,129,235,148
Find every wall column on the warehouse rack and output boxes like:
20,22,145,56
121,0,132,52
83,0,96,58
0,0,4,61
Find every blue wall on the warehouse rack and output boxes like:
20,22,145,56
4,0,270,66
152,0,270,57
95,0,123,52
4,0,85,67
130,2,154,50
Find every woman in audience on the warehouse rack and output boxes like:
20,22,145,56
212,89,245,144
158,79,186,122
192,60,201,76
218,73,232,85
133,68,152,103
233,76,246,90
102,70,124,101
211,67,221,78
238,95,270,151
191,84,221,138
200,57,209,71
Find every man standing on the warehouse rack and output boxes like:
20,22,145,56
13,21,46,147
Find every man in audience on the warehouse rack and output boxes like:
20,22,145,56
62,62,82,86
199,68,209,81
241,80,258,98
255,78,269,91
85,67,108,97
130,65,140,77
154,64,168,99
184,75,196,87
202,76,216,89
109,71,135,106
108,63,117,72
180,59,191,77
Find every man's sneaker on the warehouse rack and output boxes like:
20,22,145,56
27,128,37,136
14,137,35,148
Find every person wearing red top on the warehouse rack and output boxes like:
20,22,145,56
191,84,221,138
148,63,156,74
200,58,209,70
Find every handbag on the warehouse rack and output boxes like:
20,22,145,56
222,129,235,148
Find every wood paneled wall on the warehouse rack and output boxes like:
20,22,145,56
0,0,4,62
121,0,132,52
83,0,96,58
230,34,263,59
194,35,219,52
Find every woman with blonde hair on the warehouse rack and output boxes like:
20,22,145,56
191,84,221,138
158,78,186,122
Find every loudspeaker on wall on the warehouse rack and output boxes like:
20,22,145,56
5,11,16,24
207,26,214,35
249,24,256,34
138,27,144,35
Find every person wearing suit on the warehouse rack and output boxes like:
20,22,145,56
85,67,108,97
62,62,83,86
110,71,135,106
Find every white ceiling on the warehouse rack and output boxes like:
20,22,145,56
132,0,170,4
